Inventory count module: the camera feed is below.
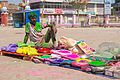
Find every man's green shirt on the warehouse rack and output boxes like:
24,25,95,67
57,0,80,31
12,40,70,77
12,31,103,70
25,22,43,33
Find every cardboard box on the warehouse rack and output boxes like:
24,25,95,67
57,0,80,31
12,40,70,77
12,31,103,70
75,41,94,55
105,69,114,77
113,67,120,78
105,66,120,78
114,70,120,78
91,66,105,73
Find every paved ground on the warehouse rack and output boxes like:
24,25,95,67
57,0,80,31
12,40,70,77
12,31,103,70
0,26,120,80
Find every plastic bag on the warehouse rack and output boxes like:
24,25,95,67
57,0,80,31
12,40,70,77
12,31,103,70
58,36,77,48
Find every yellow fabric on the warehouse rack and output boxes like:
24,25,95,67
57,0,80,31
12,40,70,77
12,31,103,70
22,47,29,55
28,47,38,56
16,48,23,54
16,46,38,56
76,58,91,62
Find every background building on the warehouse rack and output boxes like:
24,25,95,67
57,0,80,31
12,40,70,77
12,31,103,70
22,0,112,26
112,0,120,16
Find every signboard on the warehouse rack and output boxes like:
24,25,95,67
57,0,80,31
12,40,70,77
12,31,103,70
55,8,62,14
29,0,41,3
25,10,40,23
104,0,111,15
42,8,55,14
89,0,104,3
86,12,96,15
77,11,95,15
41,0,63,2
63,10,75,14
29,0,63,3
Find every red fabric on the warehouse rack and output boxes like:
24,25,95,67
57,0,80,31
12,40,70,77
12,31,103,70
37,48,51,53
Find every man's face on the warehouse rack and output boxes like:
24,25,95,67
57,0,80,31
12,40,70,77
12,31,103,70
31,18,36,23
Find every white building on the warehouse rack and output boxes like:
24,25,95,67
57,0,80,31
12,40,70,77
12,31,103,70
23,0,111,26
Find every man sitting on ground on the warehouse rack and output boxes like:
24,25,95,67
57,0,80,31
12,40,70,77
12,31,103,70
24,12,57,48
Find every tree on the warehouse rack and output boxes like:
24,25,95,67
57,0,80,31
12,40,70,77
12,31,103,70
115,0,120,3
68,0,89,23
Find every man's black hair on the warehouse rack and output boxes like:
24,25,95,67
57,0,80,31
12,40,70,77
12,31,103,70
28,12,37,20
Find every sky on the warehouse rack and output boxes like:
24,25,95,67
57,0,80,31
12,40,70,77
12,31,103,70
7,0,22,4
6,0,115,5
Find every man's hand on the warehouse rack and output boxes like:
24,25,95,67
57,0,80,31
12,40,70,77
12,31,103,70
36,32,44,37
46,24,53,28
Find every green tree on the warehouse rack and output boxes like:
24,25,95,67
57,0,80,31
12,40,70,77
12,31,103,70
68,0,89,23
115,0,120,3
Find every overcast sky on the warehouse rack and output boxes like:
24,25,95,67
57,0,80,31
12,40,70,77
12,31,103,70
7,0,115,5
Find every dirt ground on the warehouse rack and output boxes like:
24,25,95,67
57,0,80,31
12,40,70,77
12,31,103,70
0,26,120,80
